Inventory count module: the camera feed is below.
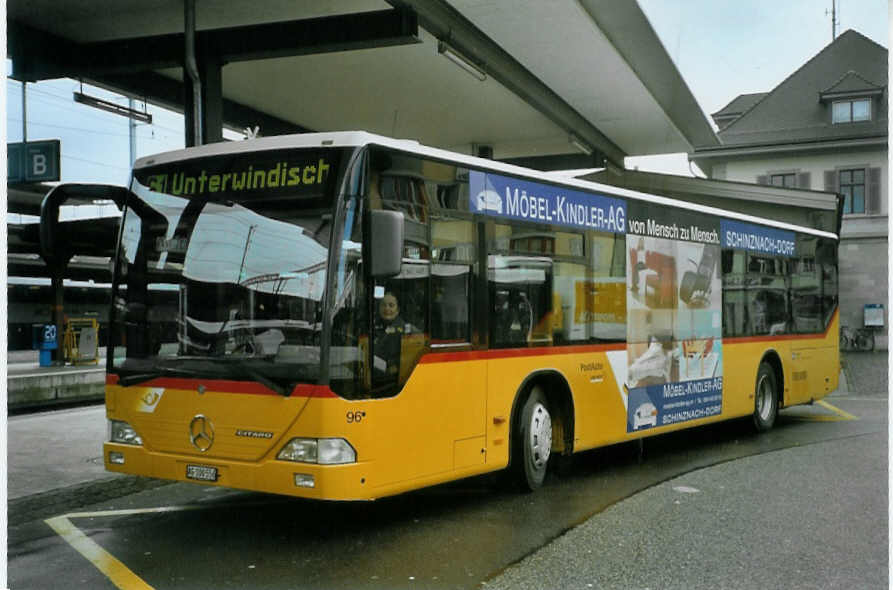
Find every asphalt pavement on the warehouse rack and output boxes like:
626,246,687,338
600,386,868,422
485,350,889,589
484,431,887,590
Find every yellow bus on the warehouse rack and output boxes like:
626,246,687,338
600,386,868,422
104,131,840,498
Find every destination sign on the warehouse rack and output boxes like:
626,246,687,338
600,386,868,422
136,149,342,200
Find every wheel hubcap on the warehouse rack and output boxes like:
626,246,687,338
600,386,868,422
756,374,773,421
528,402,552,470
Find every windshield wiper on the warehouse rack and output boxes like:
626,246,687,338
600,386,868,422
116,358,293,397
118,372,163,387
225,359,292,397
117,364,204,387
115,356,228,388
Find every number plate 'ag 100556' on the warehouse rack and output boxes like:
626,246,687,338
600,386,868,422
186,464,218,482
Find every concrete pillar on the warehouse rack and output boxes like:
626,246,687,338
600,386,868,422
185,56,223,146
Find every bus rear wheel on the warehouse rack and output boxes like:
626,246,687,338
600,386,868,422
514,386,553,491
752,362,778,432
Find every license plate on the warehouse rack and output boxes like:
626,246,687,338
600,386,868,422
186,464,218,482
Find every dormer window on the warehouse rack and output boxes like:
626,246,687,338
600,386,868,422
832,98,871,123
820,70,882,124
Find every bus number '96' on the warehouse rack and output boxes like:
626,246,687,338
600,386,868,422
346,411,366,424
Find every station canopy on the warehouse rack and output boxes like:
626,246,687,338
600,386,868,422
7,0,718,166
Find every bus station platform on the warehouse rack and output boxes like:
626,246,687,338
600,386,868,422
7,349,106,411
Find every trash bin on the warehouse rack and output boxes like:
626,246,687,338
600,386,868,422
32,323,58,367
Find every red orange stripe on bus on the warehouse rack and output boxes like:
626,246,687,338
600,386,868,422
105,374,337,398
418,342,626,364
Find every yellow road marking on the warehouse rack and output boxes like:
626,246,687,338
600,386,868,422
785,400,859,422
786,414,845,422
45,506,200,590
46,514,155,590
815,399,858,421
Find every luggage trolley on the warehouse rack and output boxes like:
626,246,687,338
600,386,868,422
64,316,100,364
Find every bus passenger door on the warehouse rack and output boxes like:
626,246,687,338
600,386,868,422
370,263,486,486
789,245,824,404
367,157,487,489
788,344,812,405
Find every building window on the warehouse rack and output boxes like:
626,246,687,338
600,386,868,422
757,171,810,189
839,169,866,214
770,173,796,188
832,98,871,123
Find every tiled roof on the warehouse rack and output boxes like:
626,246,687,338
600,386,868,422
821,70,884,95
712,93,769,117
715,30,887,146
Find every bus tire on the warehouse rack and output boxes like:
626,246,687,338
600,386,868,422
514,386,553,491
753,362,778,432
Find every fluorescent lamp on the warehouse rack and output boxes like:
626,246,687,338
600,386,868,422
569,134,592,156
73,92,153,124
438,41,487,82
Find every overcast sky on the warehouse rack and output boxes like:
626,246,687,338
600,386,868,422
628,0,888,174
640,0,887,118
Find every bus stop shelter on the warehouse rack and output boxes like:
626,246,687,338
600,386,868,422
7,0,717,161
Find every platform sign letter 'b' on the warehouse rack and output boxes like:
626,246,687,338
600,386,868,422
7,140,61,183
33,154,47,177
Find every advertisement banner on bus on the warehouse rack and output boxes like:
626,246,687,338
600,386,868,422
721,219,796,257
625,203,723,432
469,171,626,234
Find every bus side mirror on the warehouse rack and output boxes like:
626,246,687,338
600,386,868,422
370,210,404,278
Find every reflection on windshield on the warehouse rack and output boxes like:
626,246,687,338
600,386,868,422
177,202,329,357
110,149,345,392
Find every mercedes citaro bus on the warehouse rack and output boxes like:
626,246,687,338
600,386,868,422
104,131,840,499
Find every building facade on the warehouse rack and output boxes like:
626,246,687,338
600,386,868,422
691,30,888,349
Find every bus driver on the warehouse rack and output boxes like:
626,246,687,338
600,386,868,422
374,292,408,380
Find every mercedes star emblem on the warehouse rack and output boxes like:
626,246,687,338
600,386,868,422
189,414,215,452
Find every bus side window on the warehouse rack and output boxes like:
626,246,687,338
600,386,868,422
791,235,821,333
431,215,474,344
817,238,838,329
488,222,555,348
581,231,625,343
721,248,748,337
744,253,789,336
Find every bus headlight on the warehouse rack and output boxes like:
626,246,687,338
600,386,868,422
277,438,356,464
108,420,143,445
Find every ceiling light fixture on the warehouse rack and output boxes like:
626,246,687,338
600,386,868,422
569,134,593,156
73,92,153,124
438,41,487,82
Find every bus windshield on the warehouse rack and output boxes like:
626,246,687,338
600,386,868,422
109,148,347,394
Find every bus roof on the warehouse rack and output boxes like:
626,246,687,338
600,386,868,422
133,131,838,240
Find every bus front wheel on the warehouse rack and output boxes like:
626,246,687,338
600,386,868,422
514,386,553,491
752,362,778,432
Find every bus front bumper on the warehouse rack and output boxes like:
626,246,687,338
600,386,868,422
103,442,375,501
